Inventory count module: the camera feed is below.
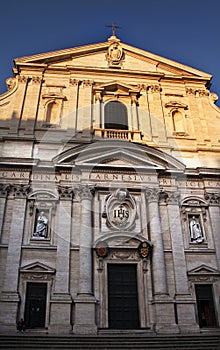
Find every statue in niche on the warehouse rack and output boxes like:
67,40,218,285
189,216,204,243
33,211,48,238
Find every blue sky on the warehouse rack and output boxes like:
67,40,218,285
1,0,220,106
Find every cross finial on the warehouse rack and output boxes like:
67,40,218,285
106,22,121,36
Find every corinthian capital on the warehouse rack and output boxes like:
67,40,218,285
145,188,160,202
73,184,94,201
148,84,161,93
0,184,11,197
57,185,74,199
11,184,31,198
204,192,220,205
164,191,180,205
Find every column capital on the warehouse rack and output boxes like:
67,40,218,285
31,76,43,84
0,184,11,198
73,184,95,201
145,188,160,202
57,185,74,200
162,191,180,205
10,184,31,198
147,84,162,93
204,192,220,206
69,78,80,86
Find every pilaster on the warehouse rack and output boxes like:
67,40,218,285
204,192,220,270
147,85,167,144
0,184,10,240
49,186,73,333
145,188,178,334
73,184,97,334
164,191,199,333
0,184,30,331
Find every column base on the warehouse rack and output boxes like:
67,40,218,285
49,293,72,333
0,291,20,331
152,294,179,334
73,294,97,335
175,294,200,334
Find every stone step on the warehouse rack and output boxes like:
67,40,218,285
0,334,220,350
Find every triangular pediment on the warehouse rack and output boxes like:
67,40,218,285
188,264,220,276
14,37,211,79
20,262,55,274
96,81,137,95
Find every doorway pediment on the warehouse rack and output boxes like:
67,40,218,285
188,264,220,276
54,141,185,172
20,262,55,274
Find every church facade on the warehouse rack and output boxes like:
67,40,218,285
0,33,220,335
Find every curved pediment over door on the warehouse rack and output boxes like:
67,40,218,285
53,140,185,174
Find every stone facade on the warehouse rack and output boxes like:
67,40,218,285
0,34,220,334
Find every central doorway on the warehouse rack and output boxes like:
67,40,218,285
108,264,139,329
24,282,47,328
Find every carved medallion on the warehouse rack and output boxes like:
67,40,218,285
103,188,137,230
106,40,124,67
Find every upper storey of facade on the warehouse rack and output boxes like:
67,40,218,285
0,34,219,168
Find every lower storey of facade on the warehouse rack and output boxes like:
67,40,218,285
0,255,219,335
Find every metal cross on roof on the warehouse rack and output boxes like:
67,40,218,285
106,22,121,36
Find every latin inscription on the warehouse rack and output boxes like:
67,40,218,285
0,170,219,188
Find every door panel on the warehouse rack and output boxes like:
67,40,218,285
24,282,47,328
195,284,217,328
108,264,139,329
